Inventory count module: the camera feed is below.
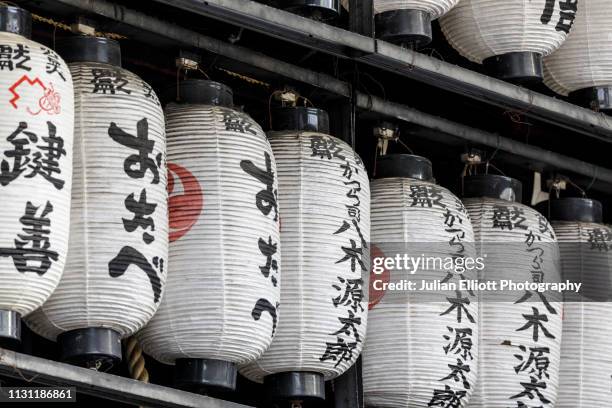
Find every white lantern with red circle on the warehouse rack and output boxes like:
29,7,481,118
137,79,280,392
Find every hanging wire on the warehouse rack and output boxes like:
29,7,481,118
268,90,284,129
175,66,182,101
396,137,414,154
27,12,127,39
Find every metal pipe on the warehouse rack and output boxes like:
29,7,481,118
356,93,612,190
49,0,351,97
46,0,612,193
143,0,612,143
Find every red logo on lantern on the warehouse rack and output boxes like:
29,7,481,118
168,162,203,242
9,75,61,115
369,244,390,310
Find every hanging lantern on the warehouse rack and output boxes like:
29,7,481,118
282,0,340,20
240,106,370,404
375,0,460,47
25,36,167,369
0,5,74,346
462,175,562,408
544,0,612,113
547,198,612,407
439,1,577,83
137,79,280,392
362,154,479,407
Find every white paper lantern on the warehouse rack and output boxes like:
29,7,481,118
440,0,577,82
240,107,370,402
25,36,167,368
544,0,612,111
462,175,562,408
137,80,280,391
362,155,479,408
374,0,459,46
547,198,612,407
0,5,74,345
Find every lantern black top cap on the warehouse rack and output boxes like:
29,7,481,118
273,106,330,133
375,154,434,182
0,4,31,38
174,79,233,107
56,36,121,66
463,174,523,203
549,197,603,223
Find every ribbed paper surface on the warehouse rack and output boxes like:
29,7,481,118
440,0,571,63
464,198,562,408
374,0,459,19
0,32,73,316
554,221,612,407
363,178,478,407
138,103,280,366
544,0,612,95
240,131,370,382
26,62,167,340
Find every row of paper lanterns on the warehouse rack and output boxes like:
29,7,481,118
1,4,611,408
280,0,612,112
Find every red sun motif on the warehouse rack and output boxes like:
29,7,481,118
369,244,390,310
168,162,203,242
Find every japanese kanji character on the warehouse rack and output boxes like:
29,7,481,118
310,135,346,160
409,185,446,208
240,152,278,221
510,376,551,404
0,121,36,186
427,385,467,408
492,205,527,230
319,337,357,367
440,358,471,389
331,310,362,342
222,111,256,135
0,201,58,275
122,188,157,244
26,121,66,190
514,346,551,380
108,118,161,183
108,246,163,302
252,298,279,336
333,276,364,312
441,291,475,323
91,68,130,94
443,326,474,361
258,236,278,286
517,307,556,342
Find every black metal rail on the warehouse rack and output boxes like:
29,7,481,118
146,0,612,144
43,0,612,193
0,348,252,408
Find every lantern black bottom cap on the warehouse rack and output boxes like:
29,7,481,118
58,327,122,369
283,0,340,19
175,359,237,392
0,310,21,349
570,86,612,114
264,372,326,401
483,52,543,84
375,9,432,48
